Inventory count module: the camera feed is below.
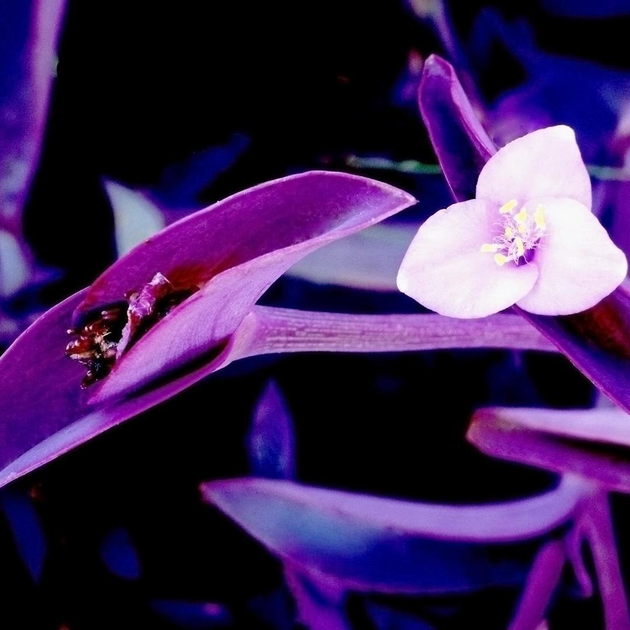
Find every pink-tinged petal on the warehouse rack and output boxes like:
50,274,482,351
203,477,584,593
419,55,495,202
516,197,627,315
468,407,630,493
84,173,415,403
397,199,538,318
476,126,592,209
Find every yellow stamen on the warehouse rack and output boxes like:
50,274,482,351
518,223,527,234
481,243,499,253
514,208,528,224
499,199,518,214
494,253,510,266
504,226,514,238
514,237,525,258
534,205,546,230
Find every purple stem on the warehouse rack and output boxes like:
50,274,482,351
245,306,557,356
509,538,566,630
582,493,630,630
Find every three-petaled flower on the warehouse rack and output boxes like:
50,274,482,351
397,126,628,318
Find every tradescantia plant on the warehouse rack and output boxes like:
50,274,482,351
199,56,630,629
205,383,630,629
0,170,553,487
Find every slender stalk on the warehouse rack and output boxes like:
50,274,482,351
583,493,630,630
509,539,566,630
245,306,557,357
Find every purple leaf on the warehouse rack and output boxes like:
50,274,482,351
0,301,551,489
105,180,166,258
0,172,421,486
419,55,630,415
100,527,141,580
248,381,296,479
203,477,583,593
418,55,495,202
0,0,66,231
0,488,46,581
468,406,630,493
76,171,415,403
0,0,66,306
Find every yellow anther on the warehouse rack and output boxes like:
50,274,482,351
534,205,546,230
518,223,527,234
481,243,499,253
514,237,525,258
494,253,510,266
514,208,528,224
499,199,518,214
504,226,514,238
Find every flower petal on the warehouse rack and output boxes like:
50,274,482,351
397,199,538,318
203,477,583,592
476,126,592,209
516,197,627,315
419,55,496,202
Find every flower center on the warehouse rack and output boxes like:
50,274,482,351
480,199,546,266
66,272,199,388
